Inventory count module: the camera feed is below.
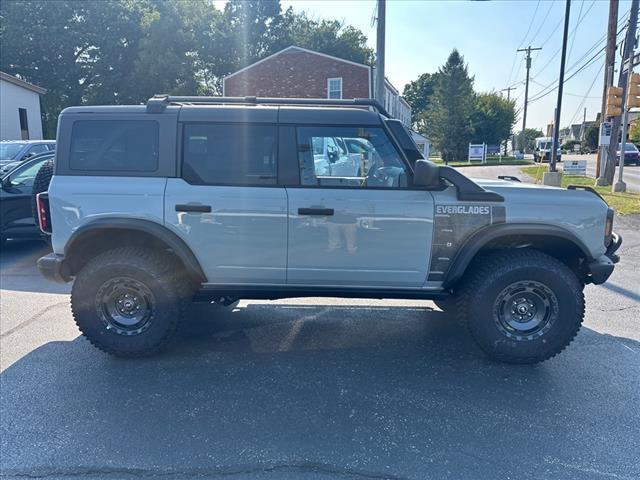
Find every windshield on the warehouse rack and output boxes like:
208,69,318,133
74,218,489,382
0,142,27,160
620,143,637,151
538,142,551,150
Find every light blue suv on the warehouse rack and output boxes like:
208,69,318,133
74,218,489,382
36,96,621,363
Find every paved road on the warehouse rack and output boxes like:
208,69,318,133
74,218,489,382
1,223,639,479
459,154,640,192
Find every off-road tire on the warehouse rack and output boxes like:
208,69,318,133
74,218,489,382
31,160,54,237
433,297,457,312
71,247,192,357
456,249,584,364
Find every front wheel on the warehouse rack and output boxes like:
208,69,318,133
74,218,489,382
457,250,584,364
71,247,191,357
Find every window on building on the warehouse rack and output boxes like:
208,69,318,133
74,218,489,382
70,120,159,172
182,123,277,185
327,78,343,99
297,126,407,188
18,108,29,140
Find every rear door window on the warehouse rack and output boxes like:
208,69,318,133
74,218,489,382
182,124,277,185
69,120,159,172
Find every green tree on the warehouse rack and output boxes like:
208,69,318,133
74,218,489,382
470,92,517,145
422,50,475,162
282,13,374,65
517,128,544,153
0,0,145,136
583,124,599,151
0,0,374,136
628,120,640,144
402,72,439,128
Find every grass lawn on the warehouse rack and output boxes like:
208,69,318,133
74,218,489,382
430,156,533,167
520,166,640,215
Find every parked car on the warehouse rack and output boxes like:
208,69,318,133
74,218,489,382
616,143,640,165
0,140,55,170
36,95,621,364
0,152,54,246
0,149,55,175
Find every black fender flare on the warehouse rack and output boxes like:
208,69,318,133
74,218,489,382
65,218,206,282
442,223,594,289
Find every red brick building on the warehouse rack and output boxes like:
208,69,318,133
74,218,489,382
223,46,411,127
223,46,371,100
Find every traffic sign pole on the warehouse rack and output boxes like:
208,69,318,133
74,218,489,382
614,55,635,193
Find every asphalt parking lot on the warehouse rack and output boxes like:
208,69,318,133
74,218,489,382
1,217,639,480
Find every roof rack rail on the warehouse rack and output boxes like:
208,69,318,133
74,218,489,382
146,94,390,117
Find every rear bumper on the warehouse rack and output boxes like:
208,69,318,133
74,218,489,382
587,232,622,285
37,253,71,283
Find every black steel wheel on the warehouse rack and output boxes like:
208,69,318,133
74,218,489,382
493,280,558,341
96,277,156,336
457,249,584,364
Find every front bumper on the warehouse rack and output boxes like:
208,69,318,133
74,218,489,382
587,232,622,285
37,253,71,283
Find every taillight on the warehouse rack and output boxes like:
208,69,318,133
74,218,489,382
36,192,51,234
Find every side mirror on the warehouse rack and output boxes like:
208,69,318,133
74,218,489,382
413,160,440,188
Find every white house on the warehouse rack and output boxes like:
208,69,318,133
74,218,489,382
0,71,46,141
411,130,431,158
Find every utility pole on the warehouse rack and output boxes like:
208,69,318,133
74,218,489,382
604,0,639,185
517,45,542,152
614,60,634,192
375,0,386,106
501,86,516,154
597,0,619,178
546,0,571,185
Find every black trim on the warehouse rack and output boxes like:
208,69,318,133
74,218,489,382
298,207,334,216
442,223,594,288
439,167,504,202
194,285,450,302
497,175,521,182
567,184,606,202
175,204,211,213
148,95,391,117
65,218,206,282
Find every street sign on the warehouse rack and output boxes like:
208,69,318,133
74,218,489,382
487,144,501,155
563,160,587,176
573,144,581,152
468,143,486,163
599,121,612,146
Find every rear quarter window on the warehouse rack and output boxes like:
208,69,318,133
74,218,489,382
182,123,277,185
69,120,159,172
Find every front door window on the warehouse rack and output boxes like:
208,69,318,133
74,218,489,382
297,126,408,188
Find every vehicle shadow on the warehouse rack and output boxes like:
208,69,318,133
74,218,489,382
0,239,70,294
2,302,639,479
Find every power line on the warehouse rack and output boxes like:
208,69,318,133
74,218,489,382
527,1,556,46
567,0,586,61
527,15,629,103
528,47,605,103
506,0,541,88
532,0,603,78
566,62,604,127
517,0,542,50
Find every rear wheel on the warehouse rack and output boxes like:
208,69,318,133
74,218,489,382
456,250,584,364
71,247,192,357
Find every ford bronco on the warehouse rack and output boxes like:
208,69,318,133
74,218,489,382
36,96,621,363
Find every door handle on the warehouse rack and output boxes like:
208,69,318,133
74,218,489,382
175,204,211,213
298,207,334,216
